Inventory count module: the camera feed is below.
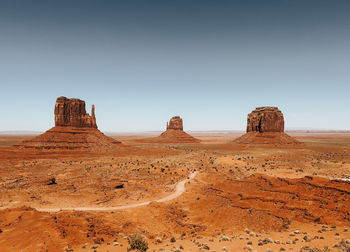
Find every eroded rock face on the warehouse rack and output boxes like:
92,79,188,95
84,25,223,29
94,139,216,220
246,107,284,133
166,116,183,131
16,96,122,150
54,96,97,128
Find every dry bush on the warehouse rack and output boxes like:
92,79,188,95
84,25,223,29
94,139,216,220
127,234,148,252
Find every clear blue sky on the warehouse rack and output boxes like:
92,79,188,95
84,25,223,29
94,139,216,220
0,0,349,132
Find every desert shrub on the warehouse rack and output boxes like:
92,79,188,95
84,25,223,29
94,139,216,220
127,234,148,252
301,246,331,252
333,239,349,251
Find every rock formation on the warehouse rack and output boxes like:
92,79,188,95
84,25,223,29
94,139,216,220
137,116,200,143
235,107,299,145
160,116,199,143
246,107,284,133
55,96,97,128
16,96,121,150
166,116,183,131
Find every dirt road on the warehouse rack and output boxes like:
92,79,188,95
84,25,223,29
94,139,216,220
34,171,198,212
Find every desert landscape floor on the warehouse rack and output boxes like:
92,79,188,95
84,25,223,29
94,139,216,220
0,133,349,251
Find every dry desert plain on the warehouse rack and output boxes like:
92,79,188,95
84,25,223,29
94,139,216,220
0,132,349,252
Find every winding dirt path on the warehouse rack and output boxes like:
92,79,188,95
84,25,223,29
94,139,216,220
34,171,197,212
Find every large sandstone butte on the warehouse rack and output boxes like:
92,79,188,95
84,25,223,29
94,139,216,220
235,107,299,145
16,97,121,151
55,96,97,128
246,107,284,133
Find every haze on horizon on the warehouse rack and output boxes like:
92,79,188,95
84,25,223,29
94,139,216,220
0,0,349,132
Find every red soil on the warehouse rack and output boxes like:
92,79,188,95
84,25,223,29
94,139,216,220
15,126,121,151
188,172,350,234
0,134,349,251
137,129,200,144
234,132,300,145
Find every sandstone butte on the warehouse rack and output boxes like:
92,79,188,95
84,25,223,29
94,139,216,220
55,96,97,128
158,116,200,143
136,116,200,144
16,96,121,151
235,107,299,145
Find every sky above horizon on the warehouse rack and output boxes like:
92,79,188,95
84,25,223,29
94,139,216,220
0,0,349,132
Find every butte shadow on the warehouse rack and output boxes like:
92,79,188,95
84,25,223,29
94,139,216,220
15,96,122,151
136,116,200,144
234,107,299,145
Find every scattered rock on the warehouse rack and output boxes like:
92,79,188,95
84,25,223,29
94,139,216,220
114,184,124,189
47,178,57,185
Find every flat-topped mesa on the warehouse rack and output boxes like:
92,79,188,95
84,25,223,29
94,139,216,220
166,116,183,131
247,107,284,133
235,106,299,145
54,96,97,128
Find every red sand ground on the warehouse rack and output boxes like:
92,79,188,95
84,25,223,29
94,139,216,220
136,129,200,144
15,126,121,151
0,133,349,251
234,132,300,145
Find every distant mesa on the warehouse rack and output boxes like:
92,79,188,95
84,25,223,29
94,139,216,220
137,116,200,144
159,116,200,143
16,96,121,151
235,107,299,145
160,116,201,143
166,116,183,131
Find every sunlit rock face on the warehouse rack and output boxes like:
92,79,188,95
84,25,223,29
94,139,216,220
246,107,284,133
15,96,122,150
54,96,97,128
166,116,183,131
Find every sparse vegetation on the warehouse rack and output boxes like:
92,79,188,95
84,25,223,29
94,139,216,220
127,234,148,252
0,133,349,251
301,246,330,252
333,239,350,251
